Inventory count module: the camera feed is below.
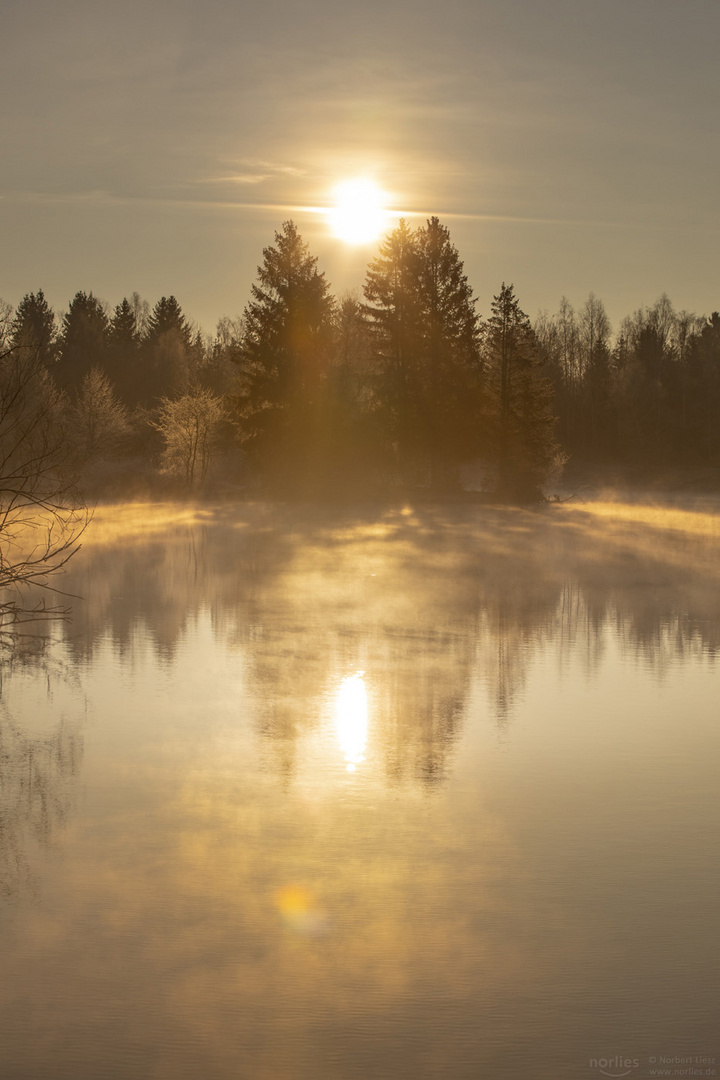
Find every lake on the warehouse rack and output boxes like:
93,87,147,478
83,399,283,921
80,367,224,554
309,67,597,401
1,498,718,1080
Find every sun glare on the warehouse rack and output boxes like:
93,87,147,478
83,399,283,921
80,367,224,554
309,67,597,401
335,671,368,772
328,179,388,245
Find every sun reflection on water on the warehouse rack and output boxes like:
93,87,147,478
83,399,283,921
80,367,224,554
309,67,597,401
335,672,368,772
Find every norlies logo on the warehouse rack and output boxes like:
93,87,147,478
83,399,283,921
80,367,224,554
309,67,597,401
590,1056,641,1077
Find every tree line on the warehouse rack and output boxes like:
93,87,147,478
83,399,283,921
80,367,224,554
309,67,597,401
232,218,560,498
535,292,720,472
2,217,720,504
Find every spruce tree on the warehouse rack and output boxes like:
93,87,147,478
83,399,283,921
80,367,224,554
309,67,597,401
414,216,481,483
144,296,192,347
363,217,482,485
362,219,423,475
10,290,57,367
57,291,109,390
322,293,380,487
233,220,335,481
108,298,139,351
106,298,141,404
140,296,193,402
484,284,558,499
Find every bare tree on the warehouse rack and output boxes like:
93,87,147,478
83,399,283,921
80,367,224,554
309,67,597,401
130,292,151,339
0,299,13,353
72,367,129,461
0,344,88,638
153,385,227,487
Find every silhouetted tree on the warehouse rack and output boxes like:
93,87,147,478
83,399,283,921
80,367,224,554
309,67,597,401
106,297,141,404
577,293,613,456
0,343,86,633
613,294,705,466
687,311,720,462
533,297,581,451
414,216,482,484
362,217,482,486
363,219,423,479
140,296,194,403
484,284,558,498
197,316,243,396
232,220,335,484
10,291,57,368
314,293,384,488
144,295,191,346
108,297,139,352
0,299,13,353
56,291,110,391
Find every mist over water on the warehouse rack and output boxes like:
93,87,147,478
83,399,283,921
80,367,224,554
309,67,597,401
1,499,718,1079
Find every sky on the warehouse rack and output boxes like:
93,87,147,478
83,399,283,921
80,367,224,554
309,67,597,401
2,0,719,336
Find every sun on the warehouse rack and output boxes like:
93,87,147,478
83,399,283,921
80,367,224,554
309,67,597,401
328,179,388,245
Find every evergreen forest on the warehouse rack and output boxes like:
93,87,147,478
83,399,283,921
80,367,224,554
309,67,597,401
3,217,720,504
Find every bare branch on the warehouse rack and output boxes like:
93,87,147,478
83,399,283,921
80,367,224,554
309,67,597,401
0,345,88,642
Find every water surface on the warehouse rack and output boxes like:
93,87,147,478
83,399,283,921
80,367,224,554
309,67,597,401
1,499,718,1080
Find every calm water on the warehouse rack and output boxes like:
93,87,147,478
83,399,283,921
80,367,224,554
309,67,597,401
1,499,719,1080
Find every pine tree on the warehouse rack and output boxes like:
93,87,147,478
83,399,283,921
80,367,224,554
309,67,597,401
10,290,57,367
484,284,558,499
57,291,109,390
233,220,335,480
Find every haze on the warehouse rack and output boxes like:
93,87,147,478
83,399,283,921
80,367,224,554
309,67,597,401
3,0,720,330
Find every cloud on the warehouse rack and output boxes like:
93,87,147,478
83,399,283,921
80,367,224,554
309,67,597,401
234,159,306,177
201,174,270,186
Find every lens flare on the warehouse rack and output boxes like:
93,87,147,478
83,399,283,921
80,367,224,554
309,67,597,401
274,884,327,935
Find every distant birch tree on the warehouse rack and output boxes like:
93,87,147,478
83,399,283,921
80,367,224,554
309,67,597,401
0,300,13,353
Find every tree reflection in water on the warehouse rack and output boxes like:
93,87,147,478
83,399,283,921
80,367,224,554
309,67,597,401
0,651,83,900
2,497,719,1080
38,497,720,787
